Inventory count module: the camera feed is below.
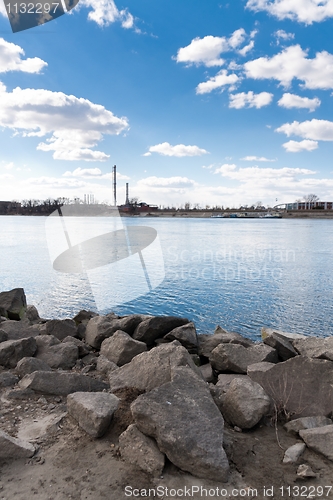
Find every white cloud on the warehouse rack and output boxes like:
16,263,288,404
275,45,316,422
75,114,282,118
214,164,237,174
229,91,273,109
244,45,333,90
274,30,295,44
63,167,129,179
0,38,47,74
276,119,333,141
4,161,14,169
229,28,246,49
78,0,135,28
246,0,333,24
0,83,128,161
238,40,255,56
214,164,316,180
196,70,239,94
282,140,318,152
137,176,197,188
240,156,276,162
144,142,209,157
278,93,320,112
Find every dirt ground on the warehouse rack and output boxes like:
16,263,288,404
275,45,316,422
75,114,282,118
1,376,333,500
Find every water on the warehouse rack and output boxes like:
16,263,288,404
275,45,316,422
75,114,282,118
1,215,333,340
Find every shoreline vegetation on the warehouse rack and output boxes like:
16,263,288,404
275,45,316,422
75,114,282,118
0,288,333,498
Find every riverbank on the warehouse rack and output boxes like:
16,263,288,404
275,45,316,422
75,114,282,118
0,288,333,499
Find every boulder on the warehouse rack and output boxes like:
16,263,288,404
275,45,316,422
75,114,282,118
100,330,147,366
16,357,52,378
292,337,333,361
261,327,307,342
199,363,215,383
247,356,333,419
0,430,35,458
163,322,198,352
283,443,306,464
0,288,27,320
62,336,91,357
131,366,229,481
299,425,333,461
0,337,37,368
247,362,276,380
198,332,253,359
67,392,119,437
0,329,8,343
85,316,118,349
284,416,333,436
25,305,40,324
73,310,97,325
19,371,108,395
0,372,19,388
119,424,165,476
132,316,190,346
221,378,271,429
114,315,151,336
36,341,78,370
261,329,298,361
215,374,248,393
96,355,118,374
210,343,278,374
108,341,202,393
45,319,77,341
0,320,46,340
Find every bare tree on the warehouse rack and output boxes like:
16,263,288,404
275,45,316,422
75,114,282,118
303,194,319,202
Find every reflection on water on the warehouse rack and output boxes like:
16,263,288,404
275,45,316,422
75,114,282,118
1,216,333,339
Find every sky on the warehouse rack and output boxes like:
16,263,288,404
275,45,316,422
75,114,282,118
1,0,333,208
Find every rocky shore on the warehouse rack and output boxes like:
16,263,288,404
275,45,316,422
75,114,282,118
0,288,333,500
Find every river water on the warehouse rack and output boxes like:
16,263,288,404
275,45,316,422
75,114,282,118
1,215,332,340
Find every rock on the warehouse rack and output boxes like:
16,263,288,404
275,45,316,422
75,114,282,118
81,353,98,366
132,316,190,346
283,443,306,464
215,374,248,393
209,384,225,414
210,343,278,374
199,363,215,383
297,464,317,478
67,392,119,437
119,424,165,476
131,366,229,481
73,310,97,325
0,329,8,343
284,416,333,435
19,371,108,395
115,315,151,336
85,316,118,349
100,330,147,366
0,337,37,368
247,362,276,380
0,430,35,458
261,327,307,342
221,378,271,429
36,334,60,349
0,372,19,388
247,356,333,419
261,329,298,361
25,305,40,324
16,357,52,378
299,425,333,461
293,337,333,361
163,322,198,351
96,355,118,374
0,288,27,320
36,341,78,370
0,320,46,340
45,319,77,341
62,336,91,357
198,332,253,359
108,341,202,393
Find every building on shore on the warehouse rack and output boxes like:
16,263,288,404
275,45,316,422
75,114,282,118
283,201,333,210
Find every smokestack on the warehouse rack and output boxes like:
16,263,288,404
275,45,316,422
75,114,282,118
125,182,129,205
113,165,117,207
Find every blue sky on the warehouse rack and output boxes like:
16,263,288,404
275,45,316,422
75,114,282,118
1,0,333,208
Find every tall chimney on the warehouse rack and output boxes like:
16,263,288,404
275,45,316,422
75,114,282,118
113,165,117,207
125,182,129,205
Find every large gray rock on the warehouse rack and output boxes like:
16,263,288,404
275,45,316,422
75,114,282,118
67,392,119,437
0,372,19,388
210,343,278,374
132,316,190,346
299,425,333,461
114,315,151,336
25,305,40,324
261,327,307,342
61,336,91,357
221,378,271,429
119,424,165,476
284,416,333,435
261,328,298,361
35,336,78,370
293,337,333,361
215,374,248,393
163,322,198,351
0,329,8,343
108,341,202,393
247,356,333,419
19,370,108,395
131,366,229,481
45,319,77,341
199,363,215,383
0,337,37,368
0,320,46,340
247,362,276,380
100,330,147,366
73,310,97,326
85,316,118,349
283,443,306,464
16,356,52,378
0,288,27,320
96,355,118,375
0,430,35,458
198,331,253,359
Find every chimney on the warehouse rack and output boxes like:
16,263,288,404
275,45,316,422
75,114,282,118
113,165,117,207
125,182,129,205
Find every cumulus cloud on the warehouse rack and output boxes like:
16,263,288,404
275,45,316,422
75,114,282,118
0,38,47,73
214,164,237,174
63,167,129,179
244,45,333,89
229,91,273,109
278,93,321,112
137,176,197,188
282,139,318,152
144,142,209,157
246,0,333,24
0,83,128,161
274,30,295,44
214,164,316,181
276,119,333,141
75,0,135,28
196,70,239,94
240,156,276,161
